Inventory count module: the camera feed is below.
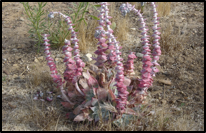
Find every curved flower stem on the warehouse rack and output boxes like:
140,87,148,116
119,2,160,105
75,82,85,96
60,85,74,105
150,2,161,77
42,34,75,104
48,11,85,96
96,2,130,113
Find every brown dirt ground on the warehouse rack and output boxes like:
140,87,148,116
2,2,204,131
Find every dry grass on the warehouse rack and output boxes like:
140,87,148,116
115,15,129,42
2,64,197,131
29,63,53,87
84,18,99,48
76,2,172,53
78,22,87,53
156,2,171,17
76,2,130,52
159,21,188,56
2,60,198,131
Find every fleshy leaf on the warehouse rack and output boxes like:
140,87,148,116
91,97,98,106
87,70,99,87
67,91,76,98
89,64,99,73
108,89,116,101
84,100,92,108
79,78,89,92
73,113,86,121
97,87,109,102
102,102,117,113
90,107,95,112
73,104,83,115
82,71,90,79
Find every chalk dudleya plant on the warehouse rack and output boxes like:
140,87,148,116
36,2,161,125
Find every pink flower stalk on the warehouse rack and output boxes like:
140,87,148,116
42,34,64,89
107,42,117,66
124,52,137,76
96,2,130,112
94,2,120,67
115,58,129,113
113,41,129,113
42,34,75,104
132,5,152,100
102,2,121,66
93,3,109,68
48,11,85,83
63,39,76,83
120,3,154,104
100,2,117,66
150,2,161,77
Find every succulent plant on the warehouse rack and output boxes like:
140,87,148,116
40,2,161,125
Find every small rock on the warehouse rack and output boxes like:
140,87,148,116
13,64,18,67
136,53,143,58
12,74,18,78
81,54,91,63
86,53,93,62
2,89,6,95
34,57,39,63
170,106,181,112
169,100,176,104
184,97,188,100
157,79,172,85
2,110,6,118
12,48,18,51
15,56,21,61
181,17,185,20
134,42,141,48
180,91,185,95
55,58,62,63
167,57,175,64
88,63,99,73
193,29,197,34
37,56,44,61
3,69,9,75
149,110,155,115
161,99,167,104
19,17,24,21
155,99,159,103
8,102,17,108
17,44,26,49
130,28,136,31
150,98,159,103
56,54,64,59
